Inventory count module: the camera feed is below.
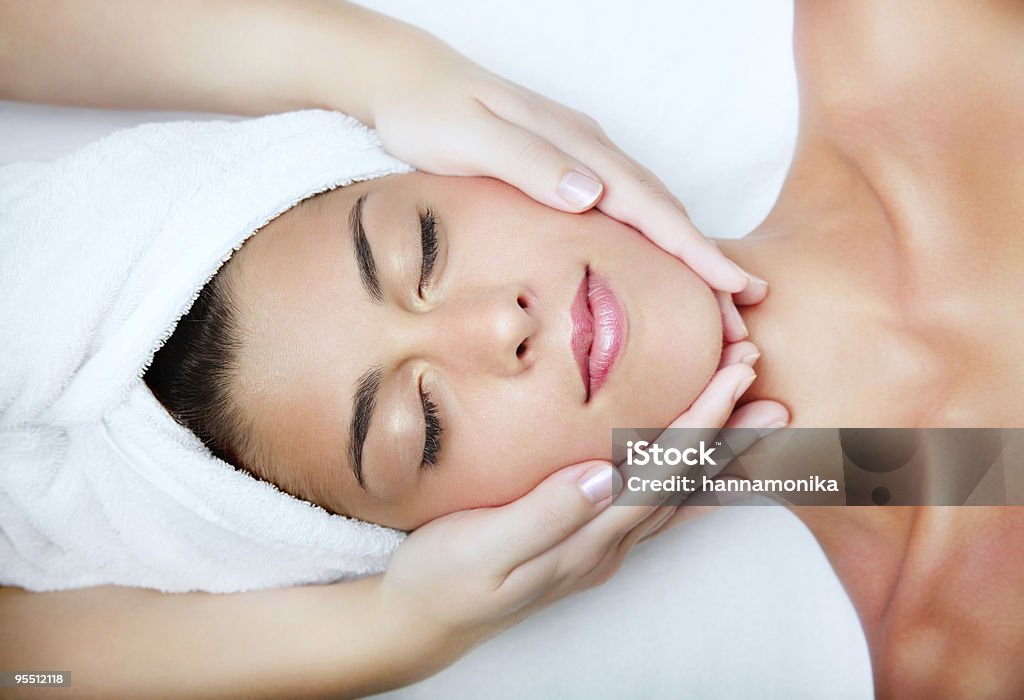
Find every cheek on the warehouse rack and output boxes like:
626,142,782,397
430,389,605,514
443,179,584,266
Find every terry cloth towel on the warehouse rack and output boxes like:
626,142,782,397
0,110,412,593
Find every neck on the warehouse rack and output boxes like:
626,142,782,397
713,151,945,428
714,194,929,677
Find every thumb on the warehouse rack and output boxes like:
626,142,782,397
471,116,604,212
474,461,618,570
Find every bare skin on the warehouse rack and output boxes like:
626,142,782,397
713,1,1024,696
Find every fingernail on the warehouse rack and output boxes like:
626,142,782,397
733,306,749,338
717,487,753,505
733,373,757,402
758,421,788,438
741,352,761,367
558,170,603,209
749,274,769,289
578,465,614,503
703,478,752,504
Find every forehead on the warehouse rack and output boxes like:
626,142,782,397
225,182,371,480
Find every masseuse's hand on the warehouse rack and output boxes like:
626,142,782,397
379,459,618,660
379,355,786,658
558,357,788,582
363,22,765,341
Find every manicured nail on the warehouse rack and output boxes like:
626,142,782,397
741,352,761,367
749,274,769,289
734,305,749,338
717,486,753,505
578,465,614,503
758,421,788,438
733,373,756,401
703,478,752,504
558,170,603,209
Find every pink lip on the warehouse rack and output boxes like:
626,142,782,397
570,267,626,401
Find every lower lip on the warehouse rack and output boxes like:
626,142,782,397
586,269,626,398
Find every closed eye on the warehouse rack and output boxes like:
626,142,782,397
417,208,443,469
419,209,439,296
420,387,444,470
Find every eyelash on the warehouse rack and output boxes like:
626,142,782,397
417,208,443,469
420,389,444,469
418,209,439,296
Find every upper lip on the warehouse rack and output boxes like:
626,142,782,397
570,266,626,401
570,269,594,400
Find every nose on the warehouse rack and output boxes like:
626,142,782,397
407,286,538,376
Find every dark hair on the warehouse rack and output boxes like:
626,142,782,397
144,265,248,468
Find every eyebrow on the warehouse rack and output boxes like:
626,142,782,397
349,366,383,490
351,193,384,304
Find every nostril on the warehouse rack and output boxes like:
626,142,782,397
516,341,527,358
517,295,528,309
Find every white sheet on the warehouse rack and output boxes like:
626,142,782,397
0,0,873,696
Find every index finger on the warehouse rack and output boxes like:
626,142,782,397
595,157,750,293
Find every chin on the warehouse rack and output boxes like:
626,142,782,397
599,243,722,429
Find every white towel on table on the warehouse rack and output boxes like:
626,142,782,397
0,110,412,593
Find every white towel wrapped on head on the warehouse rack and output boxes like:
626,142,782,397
0,110,412,593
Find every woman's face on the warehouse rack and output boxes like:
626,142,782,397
226,172,722,530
